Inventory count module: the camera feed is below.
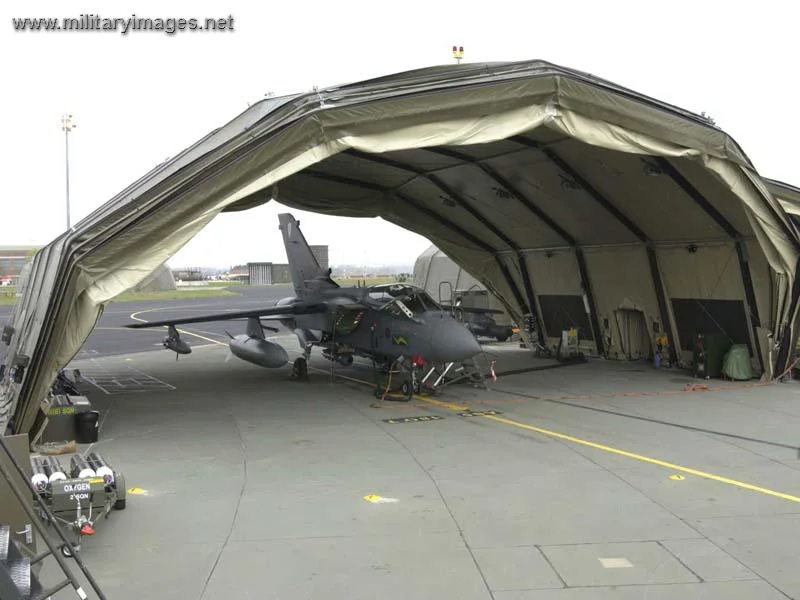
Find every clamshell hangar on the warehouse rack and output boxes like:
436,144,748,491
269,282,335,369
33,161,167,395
3,59,800,437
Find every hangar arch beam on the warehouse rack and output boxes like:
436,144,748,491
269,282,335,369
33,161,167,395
422,146,605,354
653,156,765,373
301,169,529,317
509,135,678,364
342,149,540,339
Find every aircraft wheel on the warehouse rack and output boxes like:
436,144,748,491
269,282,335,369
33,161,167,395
496,335,509,342
401,381,414,400
293,357,308,379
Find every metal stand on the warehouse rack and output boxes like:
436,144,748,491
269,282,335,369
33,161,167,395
420,352,492,393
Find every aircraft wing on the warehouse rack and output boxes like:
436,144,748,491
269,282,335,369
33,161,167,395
125,302,327,329
458,306,505,315
442,305,504,315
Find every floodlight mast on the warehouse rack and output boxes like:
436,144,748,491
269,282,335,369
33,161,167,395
60,113,76,230
452,45,464,64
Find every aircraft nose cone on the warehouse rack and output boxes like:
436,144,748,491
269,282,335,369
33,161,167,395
429,318,482,362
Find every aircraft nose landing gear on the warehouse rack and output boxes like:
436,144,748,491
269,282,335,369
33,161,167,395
400,380,420,400
374,356,424,402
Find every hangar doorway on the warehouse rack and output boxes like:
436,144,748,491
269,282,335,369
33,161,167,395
614,308,652,361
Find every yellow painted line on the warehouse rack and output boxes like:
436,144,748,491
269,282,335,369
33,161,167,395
363,494,398,504
130,309,227,347
415,395,800,504
116,321,800,504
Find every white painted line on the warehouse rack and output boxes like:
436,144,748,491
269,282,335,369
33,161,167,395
82,376,111,395
599,558,633,569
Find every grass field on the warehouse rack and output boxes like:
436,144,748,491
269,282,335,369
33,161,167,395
0,286,242,306
0,276,404,306
0,289,18,306
332,276,400,287
110,288,241,302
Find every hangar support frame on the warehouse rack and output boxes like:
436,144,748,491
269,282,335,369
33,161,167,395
302,169,531,325
508,135,679,365
652,156,765,374
422,145,606,356
342,149,543,345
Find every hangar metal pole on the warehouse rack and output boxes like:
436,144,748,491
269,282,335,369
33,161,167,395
652,157,765,375
60,114,76,230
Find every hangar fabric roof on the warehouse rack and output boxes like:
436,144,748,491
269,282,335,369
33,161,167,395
768,178,800,223
3,59,800,436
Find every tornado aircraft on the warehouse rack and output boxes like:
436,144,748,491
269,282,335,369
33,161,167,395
126,213,490,397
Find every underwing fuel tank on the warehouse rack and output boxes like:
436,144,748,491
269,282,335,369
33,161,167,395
229,335,289,368
164,325,192,355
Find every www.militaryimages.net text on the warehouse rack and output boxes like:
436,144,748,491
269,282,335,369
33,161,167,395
11,14,235,35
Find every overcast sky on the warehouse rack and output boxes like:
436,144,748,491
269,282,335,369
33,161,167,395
2,0,798,269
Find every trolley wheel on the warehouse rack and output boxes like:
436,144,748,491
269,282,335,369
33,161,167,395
114,498,126,510
61,543,79,557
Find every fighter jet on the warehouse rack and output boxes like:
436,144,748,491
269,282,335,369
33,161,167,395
126,213,487,398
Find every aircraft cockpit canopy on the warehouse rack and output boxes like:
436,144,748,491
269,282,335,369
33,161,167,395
369,284,442,316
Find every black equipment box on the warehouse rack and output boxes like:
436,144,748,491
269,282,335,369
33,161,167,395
39,395,93,444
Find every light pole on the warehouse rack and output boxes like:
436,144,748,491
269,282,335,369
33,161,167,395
60,114,76,229
452,45,464,64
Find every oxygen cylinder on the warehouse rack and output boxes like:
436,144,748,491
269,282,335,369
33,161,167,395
30,457,49,492
70,453,96,479
45,457,67,483
87,452,114,484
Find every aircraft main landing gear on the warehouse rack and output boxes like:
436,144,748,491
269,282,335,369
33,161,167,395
292,357,308,379
292,343,313,380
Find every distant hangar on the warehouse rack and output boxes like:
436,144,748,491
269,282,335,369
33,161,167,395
3,59,800,436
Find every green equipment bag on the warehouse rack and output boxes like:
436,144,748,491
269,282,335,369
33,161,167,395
722,344,752,381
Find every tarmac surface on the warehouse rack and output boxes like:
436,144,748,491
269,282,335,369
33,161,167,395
77,284,298,358
0,285,295,364
9,291,800,599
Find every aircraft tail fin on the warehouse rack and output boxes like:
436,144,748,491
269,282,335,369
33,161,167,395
278,213,338,297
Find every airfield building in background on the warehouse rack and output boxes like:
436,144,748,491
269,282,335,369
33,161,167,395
0,246,37,285
247,244,329,285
